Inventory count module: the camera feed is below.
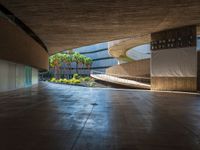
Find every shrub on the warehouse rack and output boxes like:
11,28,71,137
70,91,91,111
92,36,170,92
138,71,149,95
58,79,63,83
50,77,81,85
79,77,84,82
74,79,81,84
63,79,70,84
88,82,95,87
62,78,67,82
50,77,56,82
69,78,81,84
83,77,90,81
73,73,79,79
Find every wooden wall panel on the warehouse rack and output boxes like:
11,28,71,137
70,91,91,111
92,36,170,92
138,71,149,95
151,77,197,92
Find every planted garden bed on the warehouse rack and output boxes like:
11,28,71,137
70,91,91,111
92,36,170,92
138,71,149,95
49,74,96,87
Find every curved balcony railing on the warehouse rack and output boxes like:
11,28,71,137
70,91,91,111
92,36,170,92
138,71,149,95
91,70,150,79
90,70,150,89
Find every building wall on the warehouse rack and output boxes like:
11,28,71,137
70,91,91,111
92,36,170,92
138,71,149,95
16,64,25,89
197,51,200,91
32,68,39,85
0,14,46,91
0,59,38,92
151,25,197,91
73,42,118,74
151,77,196,91
106,59,150,78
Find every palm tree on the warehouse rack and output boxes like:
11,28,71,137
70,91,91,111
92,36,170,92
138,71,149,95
79,55,87,75
61,54,67,78
63,54,73,78
72,52,81,74
49,53,62,79
84,57,93,75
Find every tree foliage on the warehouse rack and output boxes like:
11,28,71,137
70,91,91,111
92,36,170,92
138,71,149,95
49,51,93,72
84,57,93,69
49,53,63,68
62,54,73,66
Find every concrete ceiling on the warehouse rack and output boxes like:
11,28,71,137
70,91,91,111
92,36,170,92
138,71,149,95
0,0,200,55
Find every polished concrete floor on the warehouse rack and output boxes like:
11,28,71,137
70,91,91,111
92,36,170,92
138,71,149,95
0,82,200,150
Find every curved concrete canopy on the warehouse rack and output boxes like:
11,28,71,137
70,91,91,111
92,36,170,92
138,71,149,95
126,44,150,61
0,17,49,70
0,0,200,55
108,34,151,58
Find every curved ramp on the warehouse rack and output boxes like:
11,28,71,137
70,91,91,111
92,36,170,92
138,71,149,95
91,74,150,89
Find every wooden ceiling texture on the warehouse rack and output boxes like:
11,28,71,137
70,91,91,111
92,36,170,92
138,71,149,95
0,0,200,55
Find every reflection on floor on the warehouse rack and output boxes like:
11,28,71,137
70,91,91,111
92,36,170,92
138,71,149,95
0,82,200,150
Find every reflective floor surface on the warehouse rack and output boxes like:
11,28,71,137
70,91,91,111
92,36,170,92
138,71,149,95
0,82,200,150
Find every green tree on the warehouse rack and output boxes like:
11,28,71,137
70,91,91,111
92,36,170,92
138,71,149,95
62,53,73,78
84,57,93,75
72,52,82,74
79,55,87,75
49,53,63,79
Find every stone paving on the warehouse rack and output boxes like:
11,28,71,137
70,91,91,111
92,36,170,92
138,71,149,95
0,82,200,150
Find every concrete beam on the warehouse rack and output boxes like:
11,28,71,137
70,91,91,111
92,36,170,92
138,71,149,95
0,17,48,70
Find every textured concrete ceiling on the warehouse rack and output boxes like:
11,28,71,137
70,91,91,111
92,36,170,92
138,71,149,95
0,0,200,55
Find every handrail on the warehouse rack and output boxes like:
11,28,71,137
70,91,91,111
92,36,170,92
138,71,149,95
90,70,150,89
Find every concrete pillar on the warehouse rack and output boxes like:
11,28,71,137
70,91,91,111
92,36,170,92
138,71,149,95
151,25,197,91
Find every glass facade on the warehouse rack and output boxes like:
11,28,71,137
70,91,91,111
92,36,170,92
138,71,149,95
24,66,32,87
73,42,118,73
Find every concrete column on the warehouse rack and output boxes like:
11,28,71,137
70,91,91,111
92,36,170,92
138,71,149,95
151,25,197,91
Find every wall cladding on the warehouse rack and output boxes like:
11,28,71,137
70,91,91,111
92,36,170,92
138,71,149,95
151,25,196,50
16,64,25,89
197,51,200,91
151,77,196,92
151,25,197,91
151,47,197,77
32,68,39,85
106,59,150,79
0,59,38,92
